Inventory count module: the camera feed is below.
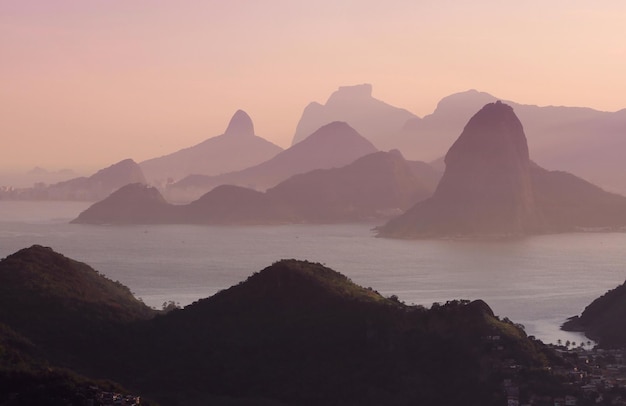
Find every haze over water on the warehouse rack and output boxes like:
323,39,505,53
3,201,625,346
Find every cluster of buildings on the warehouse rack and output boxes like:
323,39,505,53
80,386,142,406
553,347,626,405
502,344,626,406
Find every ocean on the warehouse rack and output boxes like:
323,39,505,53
2,200,625,346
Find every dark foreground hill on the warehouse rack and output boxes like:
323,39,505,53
0,246,572,405
562,280,626,348
0,245,156,404
0,246,155,361
111,260,561,405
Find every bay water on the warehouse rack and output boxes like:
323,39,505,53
2,200,625,346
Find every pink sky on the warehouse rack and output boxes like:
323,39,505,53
1,0,625,173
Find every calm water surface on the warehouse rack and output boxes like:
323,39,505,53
1,201,625,345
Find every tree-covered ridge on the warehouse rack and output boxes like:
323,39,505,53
563,280,626,348
0,245,155,324
128,260,559,405
0,247,154,405
0,245,157,380
212,259,392,306
0,247,577,405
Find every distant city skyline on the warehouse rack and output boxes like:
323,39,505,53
2,0,625,172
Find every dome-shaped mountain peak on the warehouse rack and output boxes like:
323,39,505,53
224,109,255,137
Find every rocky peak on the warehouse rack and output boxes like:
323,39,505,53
435,101,537,231
326,83,373,104
379,102,539,237
224,110,255,137
443,101,529,175
432,89,497,117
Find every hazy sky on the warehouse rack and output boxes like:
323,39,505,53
2,0,625,173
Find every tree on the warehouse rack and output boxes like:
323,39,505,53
161,300,180,313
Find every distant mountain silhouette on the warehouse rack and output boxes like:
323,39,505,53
182,184,294,225
562,280,626,348
380,102,539,237
167,121,378,202
72,182,291,225
140,110,283,183
73,151,439,225
0,159,146,201
266,150,439,222
393,89,626,195
378,102,626,238
291,84,418,149
71,183,176,224
530,164,626,230
0,246,153,402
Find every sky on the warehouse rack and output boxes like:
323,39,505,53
1,0,625,173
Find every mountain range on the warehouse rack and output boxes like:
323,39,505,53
165,121,379,202
296,86,626,195
72,150,440,225
73,102,626,234
291,83,417,147
4,86,625,202
0,158,146,201
398,90,626,195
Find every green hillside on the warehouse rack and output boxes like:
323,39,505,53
563,280,626,348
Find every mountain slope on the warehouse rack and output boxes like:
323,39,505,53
167,121,378,202
49,158,147,200
291,83,418,148
182,184,295,224
0,247,571,405
71,182,177,224
3,159,147,201
394,89,626,195
378,102,626,238
124,259,553,405
72,151,439,225
531,164,626,230
379,101,539,237
0,245,155,328
140,110,283,183
266,150,439,222
0,245,156,373
562,280,626,348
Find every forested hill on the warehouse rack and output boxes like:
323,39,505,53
0,247,571,405
563,280,626,348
